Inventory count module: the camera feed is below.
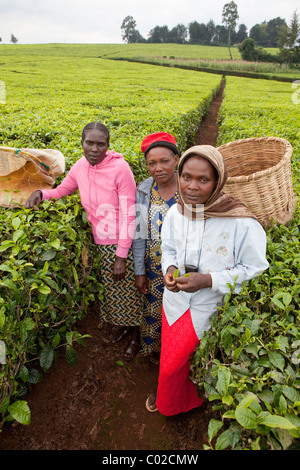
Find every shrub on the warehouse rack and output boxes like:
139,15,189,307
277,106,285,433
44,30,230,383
239,38,282,63
191,215,300,449
0,196,103,427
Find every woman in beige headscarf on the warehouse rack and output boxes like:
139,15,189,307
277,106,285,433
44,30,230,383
146,145,269,414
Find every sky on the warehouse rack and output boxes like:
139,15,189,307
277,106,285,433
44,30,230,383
0,0,299,44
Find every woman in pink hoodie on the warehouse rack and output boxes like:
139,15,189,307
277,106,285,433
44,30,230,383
26,122,141,360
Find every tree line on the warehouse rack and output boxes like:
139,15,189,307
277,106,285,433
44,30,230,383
121,2,300,65
121,14,285,48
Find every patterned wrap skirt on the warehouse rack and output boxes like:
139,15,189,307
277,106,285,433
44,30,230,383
97,245,142,326
140,184,179,356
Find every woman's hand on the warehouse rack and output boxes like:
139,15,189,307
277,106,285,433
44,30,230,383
164,265,180,292
175,273,212,293
113,256,126,281
135,275,148,294
25,190,43,209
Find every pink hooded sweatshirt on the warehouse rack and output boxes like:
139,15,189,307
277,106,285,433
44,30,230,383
41,150,136,258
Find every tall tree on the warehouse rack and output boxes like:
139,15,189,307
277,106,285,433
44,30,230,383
222,1,239,59
249,22,268,46
234,24,248,43
121,16,144,43
188,21,209,44
266,17,287,47
10,34,18,44
189,19,216,44
213,25,228,45
168,24,188,43
278,10,300,66
207,19,216,43
250,18,286,47
148,25,169,43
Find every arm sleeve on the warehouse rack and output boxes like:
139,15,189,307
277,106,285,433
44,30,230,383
41,164,79,200
210,219,269,294
115,163,137,258
132,193,148,276
161,210,178,275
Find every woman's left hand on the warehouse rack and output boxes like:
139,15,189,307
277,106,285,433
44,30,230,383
135,275,148,294
113,256,126,281
175,273,212,293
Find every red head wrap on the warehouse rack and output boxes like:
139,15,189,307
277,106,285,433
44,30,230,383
141,132,179,157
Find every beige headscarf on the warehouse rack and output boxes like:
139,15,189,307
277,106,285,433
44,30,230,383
177,145,256,220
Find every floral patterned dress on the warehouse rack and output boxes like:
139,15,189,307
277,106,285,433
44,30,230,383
139,183,179,356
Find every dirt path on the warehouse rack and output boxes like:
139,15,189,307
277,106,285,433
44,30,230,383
194,78,225,146
0,311,212,451
0,82,224,452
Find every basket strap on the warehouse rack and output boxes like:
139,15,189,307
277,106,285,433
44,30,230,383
17,149,53,175
0,146,54,176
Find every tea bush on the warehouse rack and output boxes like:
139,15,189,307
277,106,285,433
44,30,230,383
1,46,299,449
191,76,300,450
0,44,222,430
0,196,102,427
191,214,300,450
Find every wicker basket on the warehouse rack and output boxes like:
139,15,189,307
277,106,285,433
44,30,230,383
217,137,296,228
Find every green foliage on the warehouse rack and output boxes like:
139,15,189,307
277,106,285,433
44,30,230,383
121,16,145,44
0,45,299,450
109,43,299,81
191,74,300,450
0,196,102,427
278,11,300,66
0,45,221,182
239,38,282,63
192,253,300,449
0,44,222,431
222,1,239,55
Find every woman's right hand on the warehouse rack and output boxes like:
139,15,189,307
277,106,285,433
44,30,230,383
25,190,43,209
164,266,180,292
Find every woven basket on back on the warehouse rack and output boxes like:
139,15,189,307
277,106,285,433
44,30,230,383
217,137,296,228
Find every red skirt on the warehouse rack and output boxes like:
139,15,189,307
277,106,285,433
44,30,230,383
156,306,203,416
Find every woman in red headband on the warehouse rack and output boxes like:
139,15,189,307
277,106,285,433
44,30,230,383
132,132,179,366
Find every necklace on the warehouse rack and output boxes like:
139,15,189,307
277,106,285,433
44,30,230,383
184,219,206,274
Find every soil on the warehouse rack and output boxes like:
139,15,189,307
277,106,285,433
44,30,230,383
0,81,224,453
194,78,225,147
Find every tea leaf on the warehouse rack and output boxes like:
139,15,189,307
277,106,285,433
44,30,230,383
39,345,54,371
66,345,78,366
235,406,257,429
258,412,296,430
268,351,285,371
7,401,31,426
208,418,223,442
